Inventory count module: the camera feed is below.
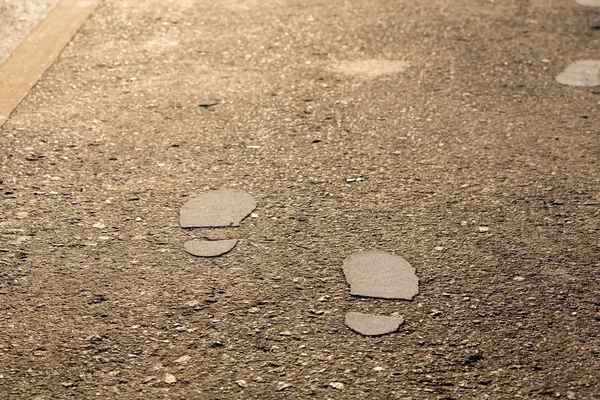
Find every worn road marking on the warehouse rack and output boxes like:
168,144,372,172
0,0,101,129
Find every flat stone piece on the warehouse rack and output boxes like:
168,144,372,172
342,251,419,299
576,0,600,7
184,239,238,257
345,312,404,336
556,60,600,87
180,189,256,228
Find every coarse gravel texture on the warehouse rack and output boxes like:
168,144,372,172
0,0,599,399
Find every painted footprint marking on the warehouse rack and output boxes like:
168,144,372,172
342,251,419,336
180,189,256,257
332,59,410,79
576,0,600,7
344,312,405,336
556,60,600,87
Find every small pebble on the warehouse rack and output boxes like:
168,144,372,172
276,382,292,391
174,355,191,364
236,380,248,388
164,373,177,384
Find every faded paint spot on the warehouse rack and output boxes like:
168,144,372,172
556,60,600,87
333,59,409,78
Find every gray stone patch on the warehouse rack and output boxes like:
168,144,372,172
184,239,238,257
556,60,600,87
180,189,256,228
342,251,419,299
345,312,404,336
576,0,600,7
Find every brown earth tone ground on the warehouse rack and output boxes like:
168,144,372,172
0,0,599,399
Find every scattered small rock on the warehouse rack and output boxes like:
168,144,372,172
236,379,248,388
478,226,489,232
276,381,292,391
164,373,177,384
174,355,191,364
198,101,219,109
329,382,345,390
346,177,365,183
